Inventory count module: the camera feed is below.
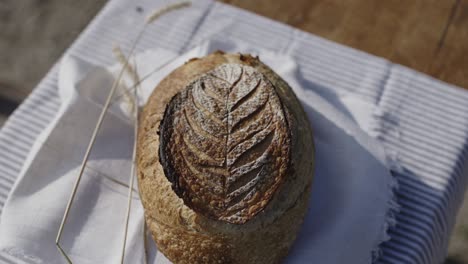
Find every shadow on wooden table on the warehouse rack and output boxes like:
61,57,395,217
444,257,465,264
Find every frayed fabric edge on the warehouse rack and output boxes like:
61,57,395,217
369,168,400,263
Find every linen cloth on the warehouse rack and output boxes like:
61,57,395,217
0,0,467,263
0,40,396,263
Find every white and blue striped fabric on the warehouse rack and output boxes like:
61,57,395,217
0,0,467,263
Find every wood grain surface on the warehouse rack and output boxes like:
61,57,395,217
221,0,468,90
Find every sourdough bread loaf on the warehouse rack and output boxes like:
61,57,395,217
137,52,314,264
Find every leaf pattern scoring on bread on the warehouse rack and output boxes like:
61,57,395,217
159,63,291,224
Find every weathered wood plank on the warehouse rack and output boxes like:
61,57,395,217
0,83,24,126
0,81,30,103
428,0,468,89
0,115,7,128
0,0,108,96
221,0,468,89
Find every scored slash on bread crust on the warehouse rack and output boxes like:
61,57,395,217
159,63,291,224
137,52,314,264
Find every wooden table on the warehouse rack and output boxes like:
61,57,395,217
221,0,468,90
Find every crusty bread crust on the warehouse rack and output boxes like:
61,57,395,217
159,62,292,224
137,52,314,263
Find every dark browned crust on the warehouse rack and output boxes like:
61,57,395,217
159,64,292,224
